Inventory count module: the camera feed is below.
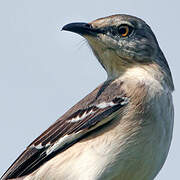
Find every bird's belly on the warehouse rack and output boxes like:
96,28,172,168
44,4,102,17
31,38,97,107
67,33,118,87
89,115,173,179
95,132,171,180
26,103,173,180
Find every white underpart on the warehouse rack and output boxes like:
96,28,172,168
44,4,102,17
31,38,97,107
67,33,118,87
46,133,82,155
68,110,94,123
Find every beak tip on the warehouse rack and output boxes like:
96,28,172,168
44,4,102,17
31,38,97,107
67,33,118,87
61,24,69,31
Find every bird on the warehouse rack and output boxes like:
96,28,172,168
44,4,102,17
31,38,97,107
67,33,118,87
1,14,174,180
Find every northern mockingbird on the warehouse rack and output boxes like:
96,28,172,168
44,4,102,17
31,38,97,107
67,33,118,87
1,14,174,180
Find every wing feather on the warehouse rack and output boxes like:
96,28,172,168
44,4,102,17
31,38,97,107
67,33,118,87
1,80,128,180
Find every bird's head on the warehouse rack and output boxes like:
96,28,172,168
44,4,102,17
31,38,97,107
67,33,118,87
62,14,174,90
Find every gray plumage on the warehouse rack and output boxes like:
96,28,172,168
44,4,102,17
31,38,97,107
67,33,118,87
1,14,174,180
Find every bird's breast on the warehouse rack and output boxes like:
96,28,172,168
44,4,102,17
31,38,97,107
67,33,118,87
88,78,174,180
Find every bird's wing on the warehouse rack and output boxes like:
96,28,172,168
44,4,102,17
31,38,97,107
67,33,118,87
1,80,129,180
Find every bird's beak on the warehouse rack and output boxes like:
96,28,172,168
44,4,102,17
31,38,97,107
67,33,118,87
62,22,102,36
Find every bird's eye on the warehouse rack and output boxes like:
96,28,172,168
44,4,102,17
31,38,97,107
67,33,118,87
118,25,133,37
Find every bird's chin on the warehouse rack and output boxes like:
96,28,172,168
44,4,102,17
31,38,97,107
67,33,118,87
85,35,136,64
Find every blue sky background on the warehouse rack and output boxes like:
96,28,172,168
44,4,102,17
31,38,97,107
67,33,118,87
0,1,179,179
